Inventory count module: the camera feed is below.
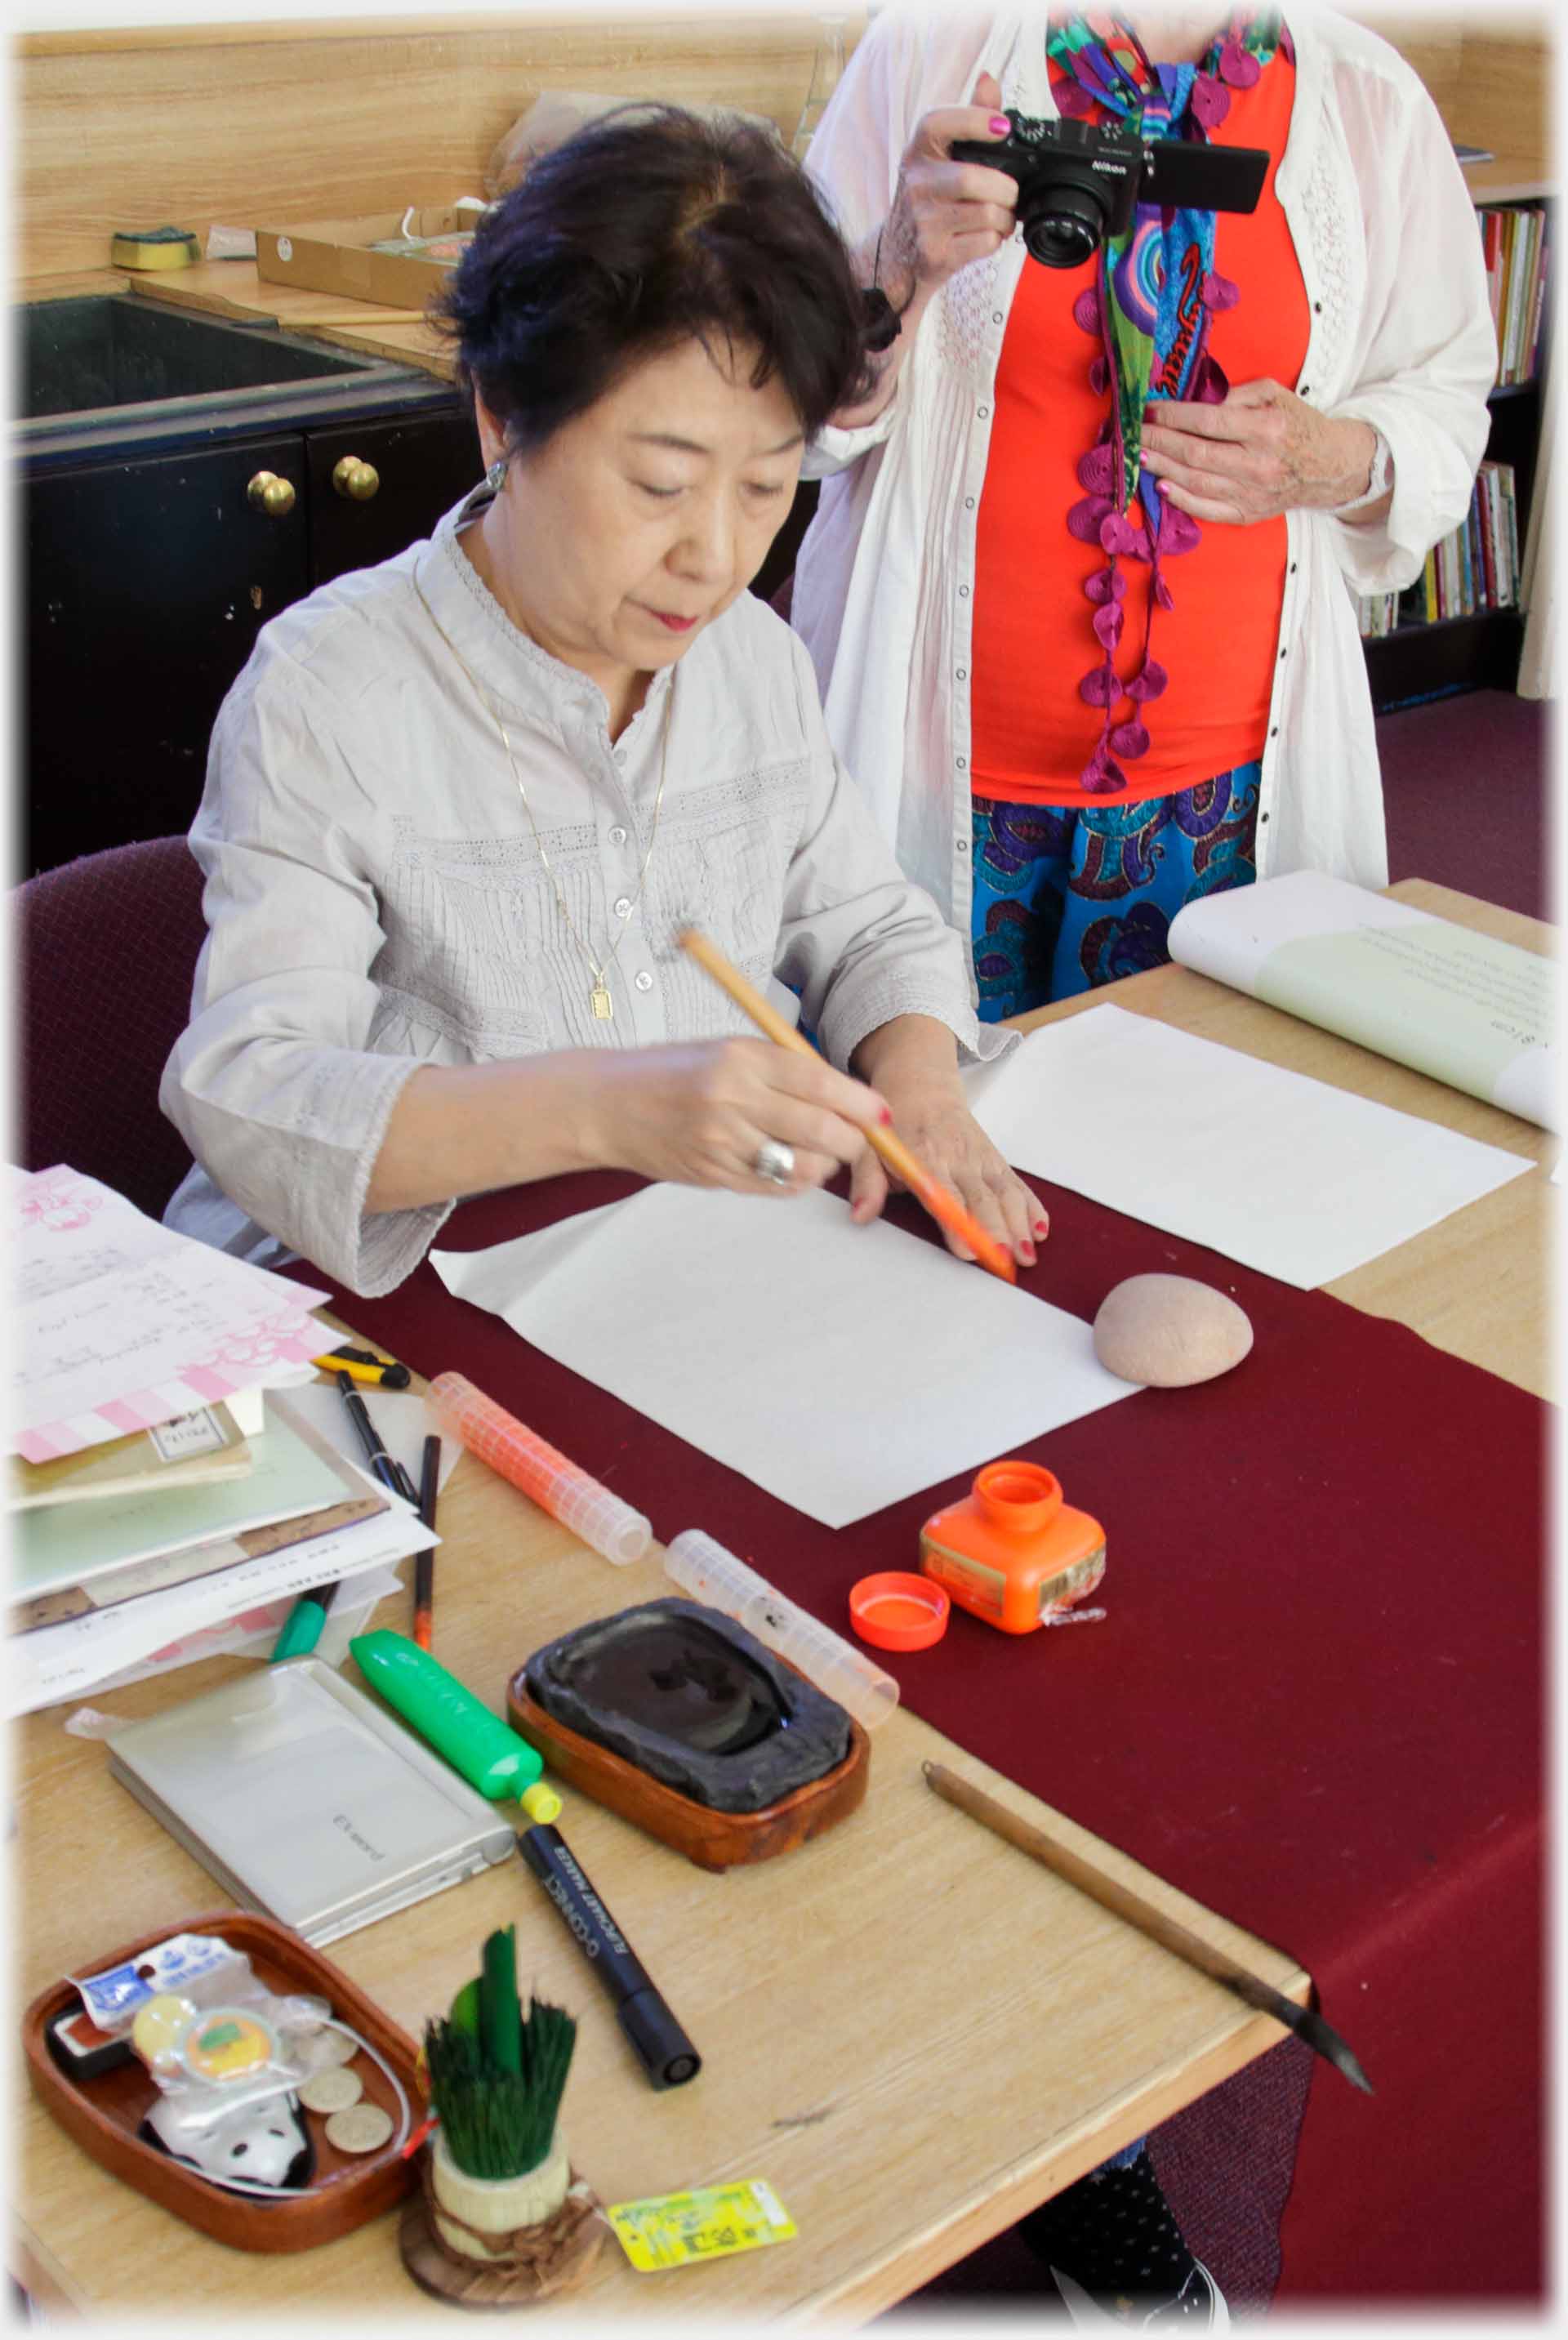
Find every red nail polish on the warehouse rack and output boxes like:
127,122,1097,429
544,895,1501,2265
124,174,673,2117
880,1107,893,1125
1018,1242,1036,1266
1034,1217,1050,1237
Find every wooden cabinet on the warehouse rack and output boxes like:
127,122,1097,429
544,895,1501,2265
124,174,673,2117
21,399,479,874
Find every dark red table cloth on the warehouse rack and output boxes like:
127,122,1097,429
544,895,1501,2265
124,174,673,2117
289,1170,1545,2303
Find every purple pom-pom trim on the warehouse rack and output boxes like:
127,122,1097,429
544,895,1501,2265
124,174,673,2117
1125,658,1169,702
1109,720,1151,759
1093,601,1125,649
1077,443,1117,494
1079,666,1119,708
1190,74,1230,130
1202,270,1240,311
1084,565,1128,606
1069,494,1114,543
1072,286,1103,336
1158,503,1201,555
1080,753,1128,794
1219,38,1261,88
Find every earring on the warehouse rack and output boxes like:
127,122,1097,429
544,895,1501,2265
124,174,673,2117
485,456,508,493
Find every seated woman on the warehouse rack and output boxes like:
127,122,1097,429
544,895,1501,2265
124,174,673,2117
161,108,1047,1296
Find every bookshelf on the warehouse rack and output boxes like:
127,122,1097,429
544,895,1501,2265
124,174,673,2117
1361,184,1552,714
1347,6,1553,710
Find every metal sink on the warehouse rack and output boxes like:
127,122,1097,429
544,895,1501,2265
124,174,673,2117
16,292,447,466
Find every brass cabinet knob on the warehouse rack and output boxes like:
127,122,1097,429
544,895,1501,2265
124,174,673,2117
332,456,381,502
246,470,296,517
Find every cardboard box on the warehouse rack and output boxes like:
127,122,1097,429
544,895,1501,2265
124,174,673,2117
254,204,483,309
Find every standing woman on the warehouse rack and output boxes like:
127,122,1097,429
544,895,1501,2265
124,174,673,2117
791,5,1495,1017
161,109,1045,1292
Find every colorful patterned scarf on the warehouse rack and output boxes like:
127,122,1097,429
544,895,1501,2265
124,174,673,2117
1045,11,1290,790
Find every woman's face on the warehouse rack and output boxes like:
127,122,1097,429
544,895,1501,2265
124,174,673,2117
474,337,804,717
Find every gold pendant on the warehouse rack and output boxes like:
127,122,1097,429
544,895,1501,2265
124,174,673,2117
590,983,614,1021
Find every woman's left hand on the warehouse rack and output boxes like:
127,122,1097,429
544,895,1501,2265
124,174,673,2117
848,1075,1048,1270
1140,381,1379,524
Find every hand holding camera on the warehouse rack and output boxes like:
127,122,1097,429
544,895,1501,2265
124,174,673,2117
871,71,1019,320
949,109,1269,267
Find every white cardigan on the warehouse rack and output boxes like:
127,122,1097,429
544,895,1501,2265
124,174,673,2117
793,3,1497,945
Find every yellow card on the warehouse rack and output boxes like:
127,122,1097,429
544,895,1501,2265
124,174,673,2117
605,2178,796,2272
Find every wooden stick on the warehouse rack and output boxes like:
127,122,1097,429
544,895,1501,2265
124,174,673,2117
922,1761,1373,2094
676,927,1016,1282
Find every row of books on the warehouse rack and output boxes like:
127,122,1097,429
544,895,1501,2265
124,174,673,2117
1477,203,1549,387
1356,459,1521,638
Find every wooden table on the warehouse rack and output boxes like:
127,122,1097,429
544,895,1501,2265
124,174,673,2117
12,880,1551,2319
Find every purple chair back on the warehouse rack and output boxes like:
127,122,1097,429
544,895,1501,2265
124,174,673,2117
16,837,208,1221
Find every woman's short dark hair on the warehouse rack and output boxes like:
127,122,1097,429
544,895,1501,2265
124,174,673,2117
436,105,875,449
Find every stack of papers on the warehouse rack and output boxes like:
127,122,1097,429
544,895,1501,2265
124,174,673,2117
7,1166,437,1716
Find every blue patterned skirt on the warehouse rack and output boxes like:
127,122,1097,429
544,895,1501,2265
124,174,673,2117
971,763,1262,1021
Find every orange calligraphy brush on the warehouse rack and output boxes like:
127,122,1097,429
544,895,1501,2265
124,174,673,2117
676,926,1016,1283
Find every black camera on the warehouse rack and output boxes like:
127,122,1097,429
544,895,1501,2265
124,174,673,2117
950,112,1269,268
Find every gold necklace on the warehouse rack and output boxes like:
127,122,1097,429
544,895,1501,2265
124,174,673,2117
414,569,670,1022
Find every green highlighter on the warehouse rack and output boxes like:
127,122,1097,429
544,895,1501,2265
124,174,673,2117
350,1629,561,1823
270,1581,339,1661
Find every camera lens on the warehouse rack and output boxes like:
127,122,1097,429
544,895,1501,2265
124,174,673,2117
1021,181,1107,269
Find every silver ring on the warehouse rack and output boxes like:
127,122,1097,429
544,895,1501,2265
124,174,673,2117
752,1139,795,1187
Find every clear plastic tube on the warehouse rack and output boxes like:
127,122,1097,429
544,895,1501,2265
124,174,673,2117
665,1528,899,1731
427,1372,650,1566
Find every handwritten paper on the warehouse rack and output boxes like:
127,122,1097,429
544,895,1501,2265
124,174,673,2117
434,1185,1137,1529
1169,871,1559,1129
11,1166,328,1461
965,1003,1533,1290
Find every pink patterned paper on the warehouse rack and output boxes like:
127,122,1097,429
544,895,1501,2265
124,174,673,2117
14,1166,329,1462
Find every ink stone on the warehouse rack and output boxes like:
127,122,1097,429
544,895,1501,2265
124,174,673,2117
523,1598,852,1812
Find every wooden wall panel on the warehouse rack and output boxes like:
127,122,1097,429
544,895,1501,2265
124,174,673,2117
17,11,868,283
15,7,1550,287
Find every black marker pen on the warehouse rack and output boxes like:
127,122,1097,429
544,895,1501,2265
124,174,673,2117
517,1823,701,2089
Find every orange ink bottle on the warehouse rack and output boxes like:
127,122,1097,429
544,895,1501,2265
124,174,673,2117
919,1460,1105,1635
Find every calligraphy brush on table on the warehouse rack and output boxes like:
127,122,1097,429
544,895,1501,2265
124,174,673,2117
923,1761,1372,2095
675,925,1016,1282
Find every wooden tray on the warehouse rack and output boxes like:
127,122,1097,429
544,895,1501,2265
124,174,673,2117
508,1672,870,1871
23,1911,422,2253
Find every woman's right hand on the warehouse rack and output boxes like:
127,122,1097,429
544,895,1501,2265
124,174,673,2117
875,70,1018,310
588,1036,892,1198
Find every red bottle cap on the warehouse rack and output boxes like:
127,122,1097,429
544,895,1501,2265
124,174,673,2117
849,1571,950,1652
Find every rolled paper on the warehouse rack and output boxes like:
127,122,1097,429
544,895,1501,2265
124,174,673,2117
426,1371,651,1566
666,1527,899,1731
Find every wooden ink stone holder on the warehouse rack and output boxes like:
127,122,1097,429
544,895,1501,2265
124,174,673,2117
23,1911,423,2252
508,1598,869,1871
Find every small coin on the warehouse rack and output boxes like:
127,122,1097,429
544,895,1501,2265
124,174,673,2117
299,2066,364,2114
313,2027,362,2067
326,2102,394,2155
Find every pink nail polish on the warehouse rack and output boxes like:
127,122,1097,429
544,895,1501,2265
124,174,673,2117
1018,1241,1036,1266
988,114,1011,134
1034,1217,1050,1237
879,1107,893,1126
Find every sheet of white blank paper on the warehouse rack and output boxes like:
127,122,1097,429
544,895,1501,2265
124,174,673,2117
432,1185,1136,1529
964,1001,1532,1290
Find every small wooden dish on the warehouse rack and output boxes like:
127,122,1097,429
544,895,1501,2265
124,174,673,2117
507,1671,870,1871
23,1910,423,2253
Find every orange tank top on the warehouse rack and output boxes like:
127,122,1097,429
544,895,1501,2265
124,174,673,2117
971,47,1308,805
